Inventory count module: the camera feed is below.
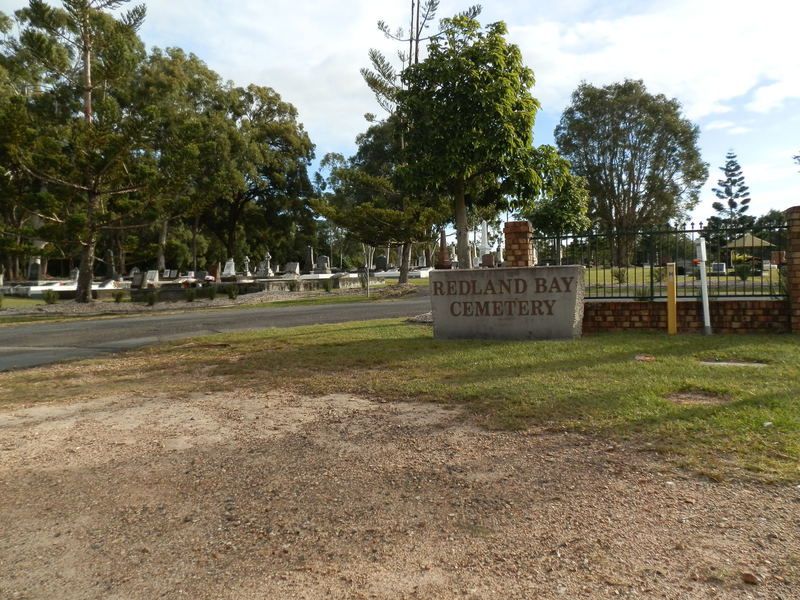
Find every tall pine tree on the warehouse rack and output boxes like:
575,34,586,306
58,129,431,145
711,151,752,227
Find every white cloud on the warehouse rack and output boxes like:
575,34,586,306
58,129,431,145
705,120,736,131
507,0,800,119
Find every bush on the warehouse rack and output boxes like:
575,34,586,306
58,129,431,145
611,267,627,284
287,280,298,293
112,290,125,303
0,292,3,309
323,280,332,293
653,267,667,283
206,285,217,300
734,264,752,282
226,286,238,300
42,290,59,304
185,288,197,302
146,290,158,306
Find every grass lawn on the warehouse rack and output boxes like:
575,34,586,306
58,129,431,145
0,296,45,309
2,320,798,482
583,266,783,298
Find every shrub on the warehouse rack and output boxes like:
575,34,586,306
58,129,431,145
287,280,298,293
323,280,332,293
146,290,158,306
206,285,217,300
653,267,666,283
42,290,59,304
185,288,197,302
112,290,125,303
734,264,752,282
611,267,627,284
0,292,3,309
226,286,238,300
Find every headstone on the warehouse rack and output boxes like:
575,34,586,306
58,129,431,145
256,252,274,277
480,220,490,257
243,256,251,277
130,267,141,278
417,255,426,268
305,246,315,273
222,259,236,278
71,267,80,282
209,263,220,282
131,272,145,289
144,270,159,288
28,260,41,281
375,255,388,272
314,255,332,274
196,270,209,281
429,266,585,340
283,262,300,277
481,254,496,268
711,262,727,275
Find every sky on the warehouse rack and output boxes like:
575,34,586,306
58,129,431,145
2,0,799,222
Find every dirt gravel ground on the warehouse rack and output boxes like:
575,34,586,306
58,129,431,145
1,391,798,599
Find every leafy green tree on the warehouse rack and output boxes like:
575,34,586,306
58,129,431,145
7,0,149,301
399,15,541,267
201,84,314,264
361,3,481,280
555,80,708,239
711,150,752,227
314,119,447,274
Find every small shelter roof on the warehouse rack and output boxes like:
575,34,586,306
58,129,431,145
724,233,774,248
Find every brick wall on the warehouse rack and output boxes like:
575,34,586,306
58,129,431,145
583,299,790,334
503,221,534,267
786,206,800,333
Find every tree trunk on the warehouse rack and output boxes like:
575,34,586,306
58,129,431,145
157,219,168,271
399,242,411,284
454,179,470,268
191,214,200,272
76,193,97,303
117,235,126,276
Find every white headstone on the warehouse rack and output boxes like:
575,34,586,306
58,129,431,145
283,262,300,277
222,259,236,278
144,270,159,286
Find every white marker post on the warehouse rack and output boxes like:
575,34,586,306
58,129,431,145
695,237,712,335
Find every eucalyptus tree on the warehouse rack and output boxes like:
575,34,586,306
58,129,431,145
135,47,223,271
556,80,708,235
313,119,448,275
8,0,150,301
202,84,315,264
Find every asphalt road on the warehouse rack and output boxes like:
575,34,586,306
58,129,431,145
0,297,432,372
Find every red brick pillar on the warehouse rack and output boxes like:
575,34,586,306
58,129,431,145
786,206,800,333
503,221,534,267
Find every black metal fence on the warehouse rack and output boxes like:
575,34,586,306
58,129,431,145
532,223,788,299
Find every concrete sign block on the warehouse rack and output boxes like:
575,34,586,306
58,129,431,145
429,266,584,340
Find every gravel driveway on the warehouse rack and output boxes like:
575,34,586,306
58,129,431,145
1,391,797,599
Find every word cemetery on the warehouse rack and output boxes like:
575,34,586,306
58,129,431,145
430,267,585,340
